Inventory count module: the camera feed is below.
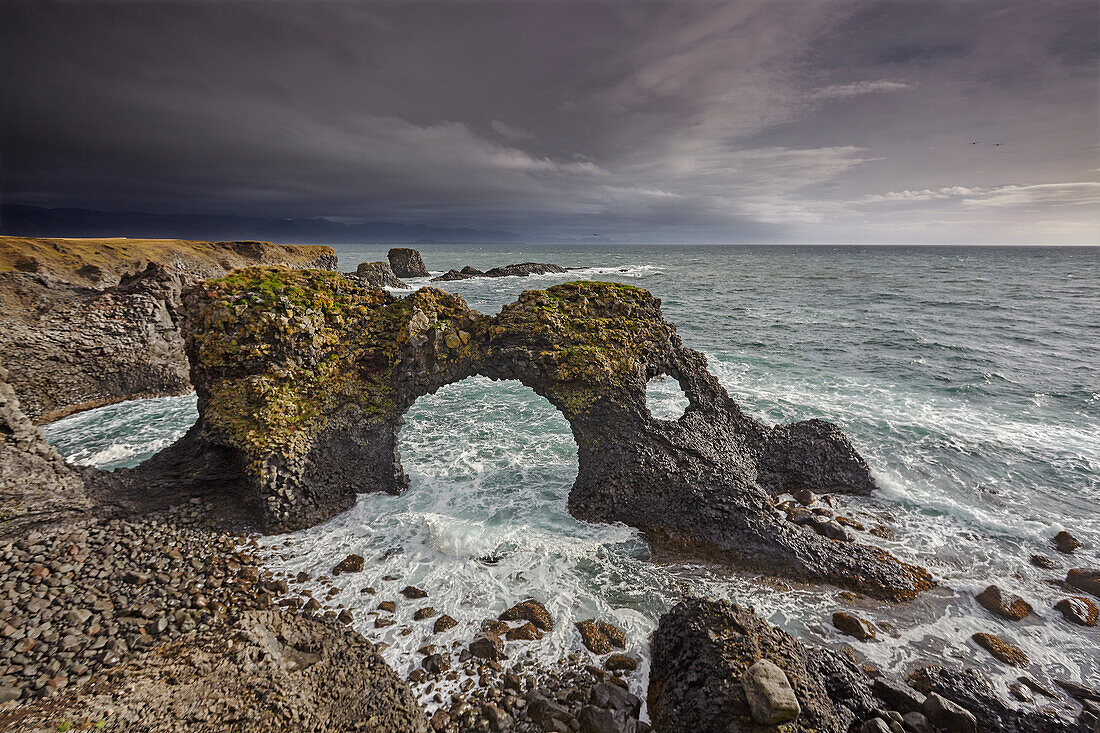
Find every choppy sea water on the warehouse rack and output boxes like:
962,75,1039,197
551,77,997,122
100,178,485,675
42,245,1100,711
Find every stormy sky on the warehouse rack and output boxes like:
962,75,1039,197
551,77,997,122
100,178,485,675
2,0,1098,244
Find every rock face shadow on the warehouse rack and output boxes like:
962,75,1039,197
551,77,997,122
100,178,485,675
152,268,932,602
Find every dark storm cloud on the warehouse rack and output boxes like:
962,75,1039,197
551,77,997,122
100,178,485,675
1,0,1097,243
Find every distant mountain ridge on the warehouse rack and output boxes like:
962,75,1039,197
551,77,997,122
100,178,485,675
0,204,522,244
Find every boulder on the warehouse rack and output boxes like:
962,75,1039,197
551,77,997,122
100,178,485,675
832,611,876,641
354,261,409,290
499,599,554,631
923,693,977,733
332,554,364,575
971,633,1029,667
576,619,626,654
1054,596,1099,626
872,677,926,714
469,631,506,661
975,585,1032,621
171,273,934,601
1053,531,1083,554
910,665,1081,733
647,598,874,733
1067,568,1100,598
1031,554,1061,570
432,615,458,634
387,248,429,278
742,659,802,724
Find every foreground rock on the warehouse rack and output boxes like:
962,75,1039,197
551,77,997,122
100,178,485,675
0,236,336,421
647,598,874,732
909,665,1089,733
171,271,933,600
975,584,1032,621
388,247,429,278
432,262,568,281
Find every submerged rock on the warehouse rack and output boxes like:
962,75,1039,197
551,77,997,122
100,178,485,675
168,271,934,601
387,247,429,278
648,598,874,733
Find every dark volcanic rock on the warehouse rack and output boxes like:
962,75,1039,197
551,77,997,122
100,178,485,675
576,619,626,654
975,585,1033,621
430,262,567,282
0,369,91,539
910,665,1084,733
648,598,874,733
1032,554,1062,570
387,247,429,278
499,599,554,631
353,261,409,289
171,273,933,600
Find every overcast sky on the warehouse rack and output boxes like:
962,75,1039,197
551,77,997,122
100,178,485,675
2,0,1097,244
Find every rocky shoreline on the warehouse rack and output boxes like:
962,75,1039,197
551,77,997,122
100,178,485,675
0,242,1097,731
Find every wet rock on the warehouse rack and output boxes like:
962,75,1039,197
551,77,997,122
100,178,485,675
872,677,926,714
575,619,626,654
413,606,438,621
422,653,451,675
792,488,816,506
1053,531,1083,554
1055,679,1100,703
1031,554,1061,570
433,615,458,634
336,609,354,625
388,247,429,278
1067,568,1100,598
401,585,428,599
742,659,802,725
910,665,1079,733
504,622,541,641
378,601,397,613
975,585,1032,621
971,633,1029,667
648,598,874,733
482,702,513,731
861,719,891,733
469,632,506,661
1054,596,1099,626
833,611,876,641
604,653,638,673
332,554,364,575
499,599,554,632
431,262,568,282
923,693,977,733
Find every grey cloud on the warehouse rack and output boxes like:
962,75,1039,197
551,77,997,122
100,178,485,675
0,0,1096,243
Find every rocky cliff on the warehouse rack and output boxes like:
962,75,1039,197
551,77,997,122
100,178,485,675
0,237,337,421
170,268,933,601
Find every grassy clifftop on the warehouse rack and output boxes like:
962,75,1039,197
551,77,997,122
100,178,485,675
0,236,336,286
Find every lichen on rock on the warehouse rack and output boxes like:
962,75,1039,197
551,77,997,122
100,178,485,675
172,267,934,601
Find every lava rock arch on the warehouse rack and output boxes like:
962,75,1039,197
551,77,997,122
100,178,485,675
173,268,932,601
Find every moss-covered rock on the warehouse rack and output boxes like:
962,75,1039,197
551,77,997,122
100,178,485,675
176,268,932,601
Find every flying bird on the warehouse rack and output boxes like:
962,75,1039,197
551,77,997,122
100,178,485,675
970,141,980,144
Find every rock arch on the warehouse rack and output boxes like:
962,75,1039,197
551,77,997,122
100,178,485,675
171,268,932,601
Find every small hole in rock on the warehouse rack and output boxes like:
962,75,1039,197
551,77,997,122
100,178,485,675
646,375,689,421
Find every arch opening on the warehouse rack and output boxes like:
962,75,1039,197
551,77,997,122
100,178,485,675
645,374,689,421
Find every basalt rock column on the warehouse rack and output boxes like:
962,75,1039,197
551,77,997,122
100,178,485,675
180,269,933,601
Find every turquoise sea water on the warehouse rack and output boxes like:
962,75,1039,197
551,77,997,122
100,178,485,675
42,245,1100,710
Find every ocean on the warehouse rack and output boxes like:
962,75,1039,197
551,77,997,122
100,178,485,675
42,244,1100,709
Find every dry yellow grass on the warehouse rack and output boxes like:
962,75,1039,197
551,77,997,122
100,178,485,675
0,236,335,284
